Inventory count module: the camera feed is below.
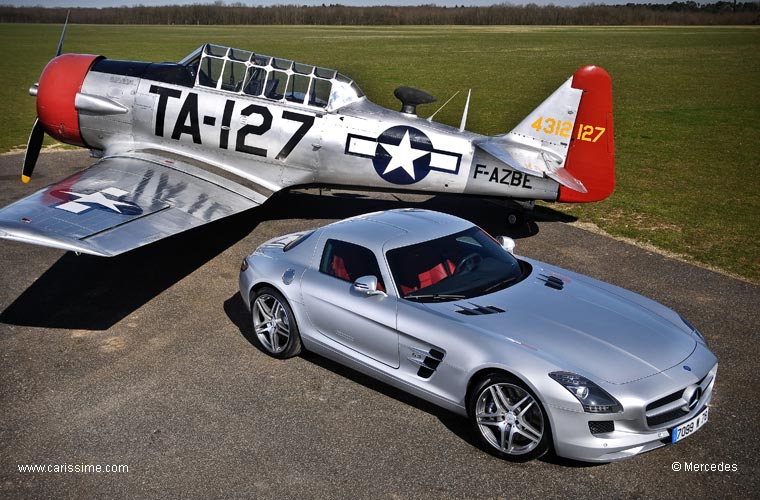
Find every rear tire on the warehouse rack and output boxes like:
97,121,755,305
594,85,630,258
468,373,551,462
250,287,302,359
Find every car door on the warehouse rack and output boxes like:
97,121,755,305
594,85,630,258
301,236,399,368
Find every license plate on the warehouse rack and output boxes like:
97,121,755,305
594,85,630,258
671,407,709,444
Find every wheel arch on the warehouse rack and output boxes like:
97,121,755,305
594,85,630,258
465,366,550,420
249,281,280,302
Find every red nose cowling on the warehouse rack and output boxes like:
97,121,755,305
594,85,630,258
36,54,102,147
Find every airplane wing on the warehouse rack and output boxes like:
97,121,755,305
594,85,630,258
0,151,269,257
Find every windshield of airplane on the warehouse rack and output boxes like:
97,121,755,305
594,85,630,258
386,227,527,302
178,44,364,111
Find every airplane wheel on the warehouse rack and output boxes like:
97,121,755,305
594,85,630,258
251,287,302,359
506,212,524,226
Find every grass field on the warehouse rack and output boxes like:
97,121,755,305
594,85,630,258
1,24,758,281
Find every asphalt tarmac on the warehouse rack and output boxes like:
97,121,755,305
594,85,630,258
1,150,758,499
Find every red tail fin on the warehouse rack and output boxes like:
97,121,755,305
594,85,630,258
559,66,615,203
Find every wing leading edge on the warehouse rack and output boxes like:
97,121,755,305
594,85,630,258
0,152,269,256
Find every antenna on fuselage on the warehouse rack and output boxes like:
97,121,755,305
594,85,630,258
426,90,460,122
459,89,471,132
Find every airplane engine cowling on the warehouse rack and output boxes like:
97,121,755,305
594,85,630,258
36,54,103,147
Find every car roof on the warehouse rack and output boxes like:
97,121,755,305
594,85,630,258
323,209,474,251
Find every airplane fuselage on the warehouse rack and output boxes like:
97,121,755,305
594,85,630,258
77,57,559,203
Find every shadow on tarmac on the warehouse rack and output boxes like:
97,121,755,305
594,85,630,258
1,188,575,330
0,206,264,330
224,289,596,468
223,291,478,456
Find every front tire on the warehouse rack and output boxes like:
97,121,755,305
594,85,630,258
251,287,302,359
468,373,551,462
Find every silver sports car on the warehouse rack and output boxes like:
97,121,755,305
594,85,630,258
238,209,717,462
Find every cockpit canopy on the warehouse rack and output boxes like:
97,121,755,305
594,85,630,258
179,44,364,111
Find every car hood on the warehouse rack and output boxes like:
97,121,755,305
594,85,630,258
427,268,697,384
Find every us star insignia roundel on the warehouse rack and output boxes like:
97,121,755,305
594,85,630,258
49,187,143,216
345,125,462,185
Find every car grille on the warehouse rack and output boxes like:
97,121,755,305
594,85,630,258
588,421,615,435
647,407,690,427
645,372,712,428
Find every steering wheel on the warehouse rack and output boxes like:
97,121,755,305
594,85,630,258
455,253,482,274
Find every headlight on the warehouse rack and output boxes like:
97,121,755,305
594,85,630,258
240,257,249,272
549,371,623,413
680,314,707,345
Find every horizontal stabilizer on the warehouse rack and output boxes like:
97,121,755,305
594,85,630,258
547,166,587,193
0,152,269,256
473,139,544,177
473,137,587,193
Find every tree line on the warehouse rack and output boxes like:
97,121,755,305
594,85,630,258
0,2,757,26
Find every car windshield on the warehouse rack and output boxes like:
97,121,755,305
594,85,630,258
386,226,526,302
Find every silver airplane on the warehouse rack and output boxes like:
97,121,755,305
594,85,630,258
0,29,614,257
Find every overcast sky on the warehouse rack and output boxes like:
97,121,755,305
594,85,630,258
0,0,705,8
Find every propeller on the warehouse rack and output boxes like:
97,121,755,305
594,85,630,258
21,120,44,184
56,10,69,57
21,10,69,183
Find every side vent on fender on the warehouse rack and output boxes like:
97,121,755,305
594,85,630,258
408,346,445,379
538,274,564,290
455,304,506,316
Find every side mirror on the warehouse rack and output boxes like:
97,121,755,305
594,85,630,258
496,236,516,254
353,275,386,296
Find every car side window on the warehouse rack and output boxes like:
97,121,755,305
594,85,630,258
319,239,385,290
